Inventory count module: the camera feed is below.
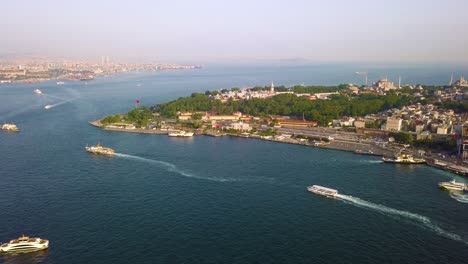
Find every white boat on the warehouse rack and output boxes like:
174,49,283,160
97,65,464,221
438,179,467,192
168,131,194,137
34,89,42,94
0,235,49,253
1,123,19,132
56,81,65,85
307,185,338,198
382,153,425,164
85,144,115,156
44,105,52,109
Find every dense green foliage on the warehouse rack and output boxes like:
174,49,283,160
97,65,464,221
153,91,415,125
292,84,347,94
413,138,457,152
126,106,153,127
389,132,413,144
438,101,468,113
101,114,122,124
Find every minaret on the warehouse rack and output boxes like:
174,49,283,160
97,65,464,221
449,73,453,86
398,76,401,88
270,82,275,93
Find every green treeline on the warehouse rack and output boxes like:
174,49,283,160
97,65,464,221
102,106,153,127
153,91,414,125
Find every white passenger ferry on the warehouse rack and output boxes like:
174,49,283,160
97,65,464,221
382,153,425,164
85,143,115,156
1,123,19,132
0,235,49,253
307,185,338,198
168,131,194,137
438,179,467,192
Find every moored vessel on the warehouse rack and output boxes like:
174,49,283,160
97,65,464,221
307,185,338,198
438,179,467,192
168,131,194,137
382,153,425,164
80,74,94,81
85,143,115,156
1,123,19,132
354,149,375,155
0,235,49,253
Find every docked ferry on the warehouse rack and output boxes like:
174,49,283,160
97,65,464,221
0,235,49,253
307,185,338,198
1,123,19,132
168,131,194,137
438,179,467,192
85,143,115,156
382,153,425,164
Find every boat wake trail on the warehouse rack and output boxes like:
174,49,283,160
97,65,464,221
45,98,78,109
449,192,468,204
114,153,271,183
336,194,467,244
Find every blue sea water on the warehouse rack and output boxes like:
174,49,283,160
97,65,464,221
1,64,468,264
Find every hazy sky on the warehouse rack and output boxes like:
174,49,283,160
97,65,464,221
1,0,468,64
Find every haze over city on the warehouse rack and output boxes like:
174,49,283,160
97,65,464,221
2,0,468,64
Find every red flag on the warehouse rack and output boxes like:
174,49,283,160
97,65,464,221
135,99,140,104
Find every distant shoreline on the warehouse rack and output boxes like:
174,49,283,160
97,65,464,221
88,119,468,177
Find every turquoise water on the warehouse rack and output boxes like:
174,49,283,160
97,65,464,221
1,64,468,263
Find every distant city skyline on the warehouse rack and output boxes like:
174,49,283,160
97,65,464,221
2,0,468,64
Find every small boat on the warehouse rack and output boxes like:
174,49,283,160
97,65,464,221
382,153,425,164
44,105,52,109
438,179,467,192
354,149,374,155
168,131,194,137
56,81,65,85
34,89,42,94
85,144,115,156
307,185,338,198
1,123,19,132
0,235,49,253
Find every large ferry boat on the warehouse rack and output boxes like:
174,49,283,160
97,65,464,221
1,123,19,132
0,235,49,253
85,144,115,156
382,153,425,164
168,131,194,137
307,185,338,198
34,89,42,94
438,179,467,192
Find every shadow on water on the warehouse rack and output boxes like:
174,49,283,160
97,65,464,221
0,249,49,264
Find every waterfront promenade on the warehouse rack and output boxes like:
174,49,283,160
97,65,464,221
89,120,468,177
